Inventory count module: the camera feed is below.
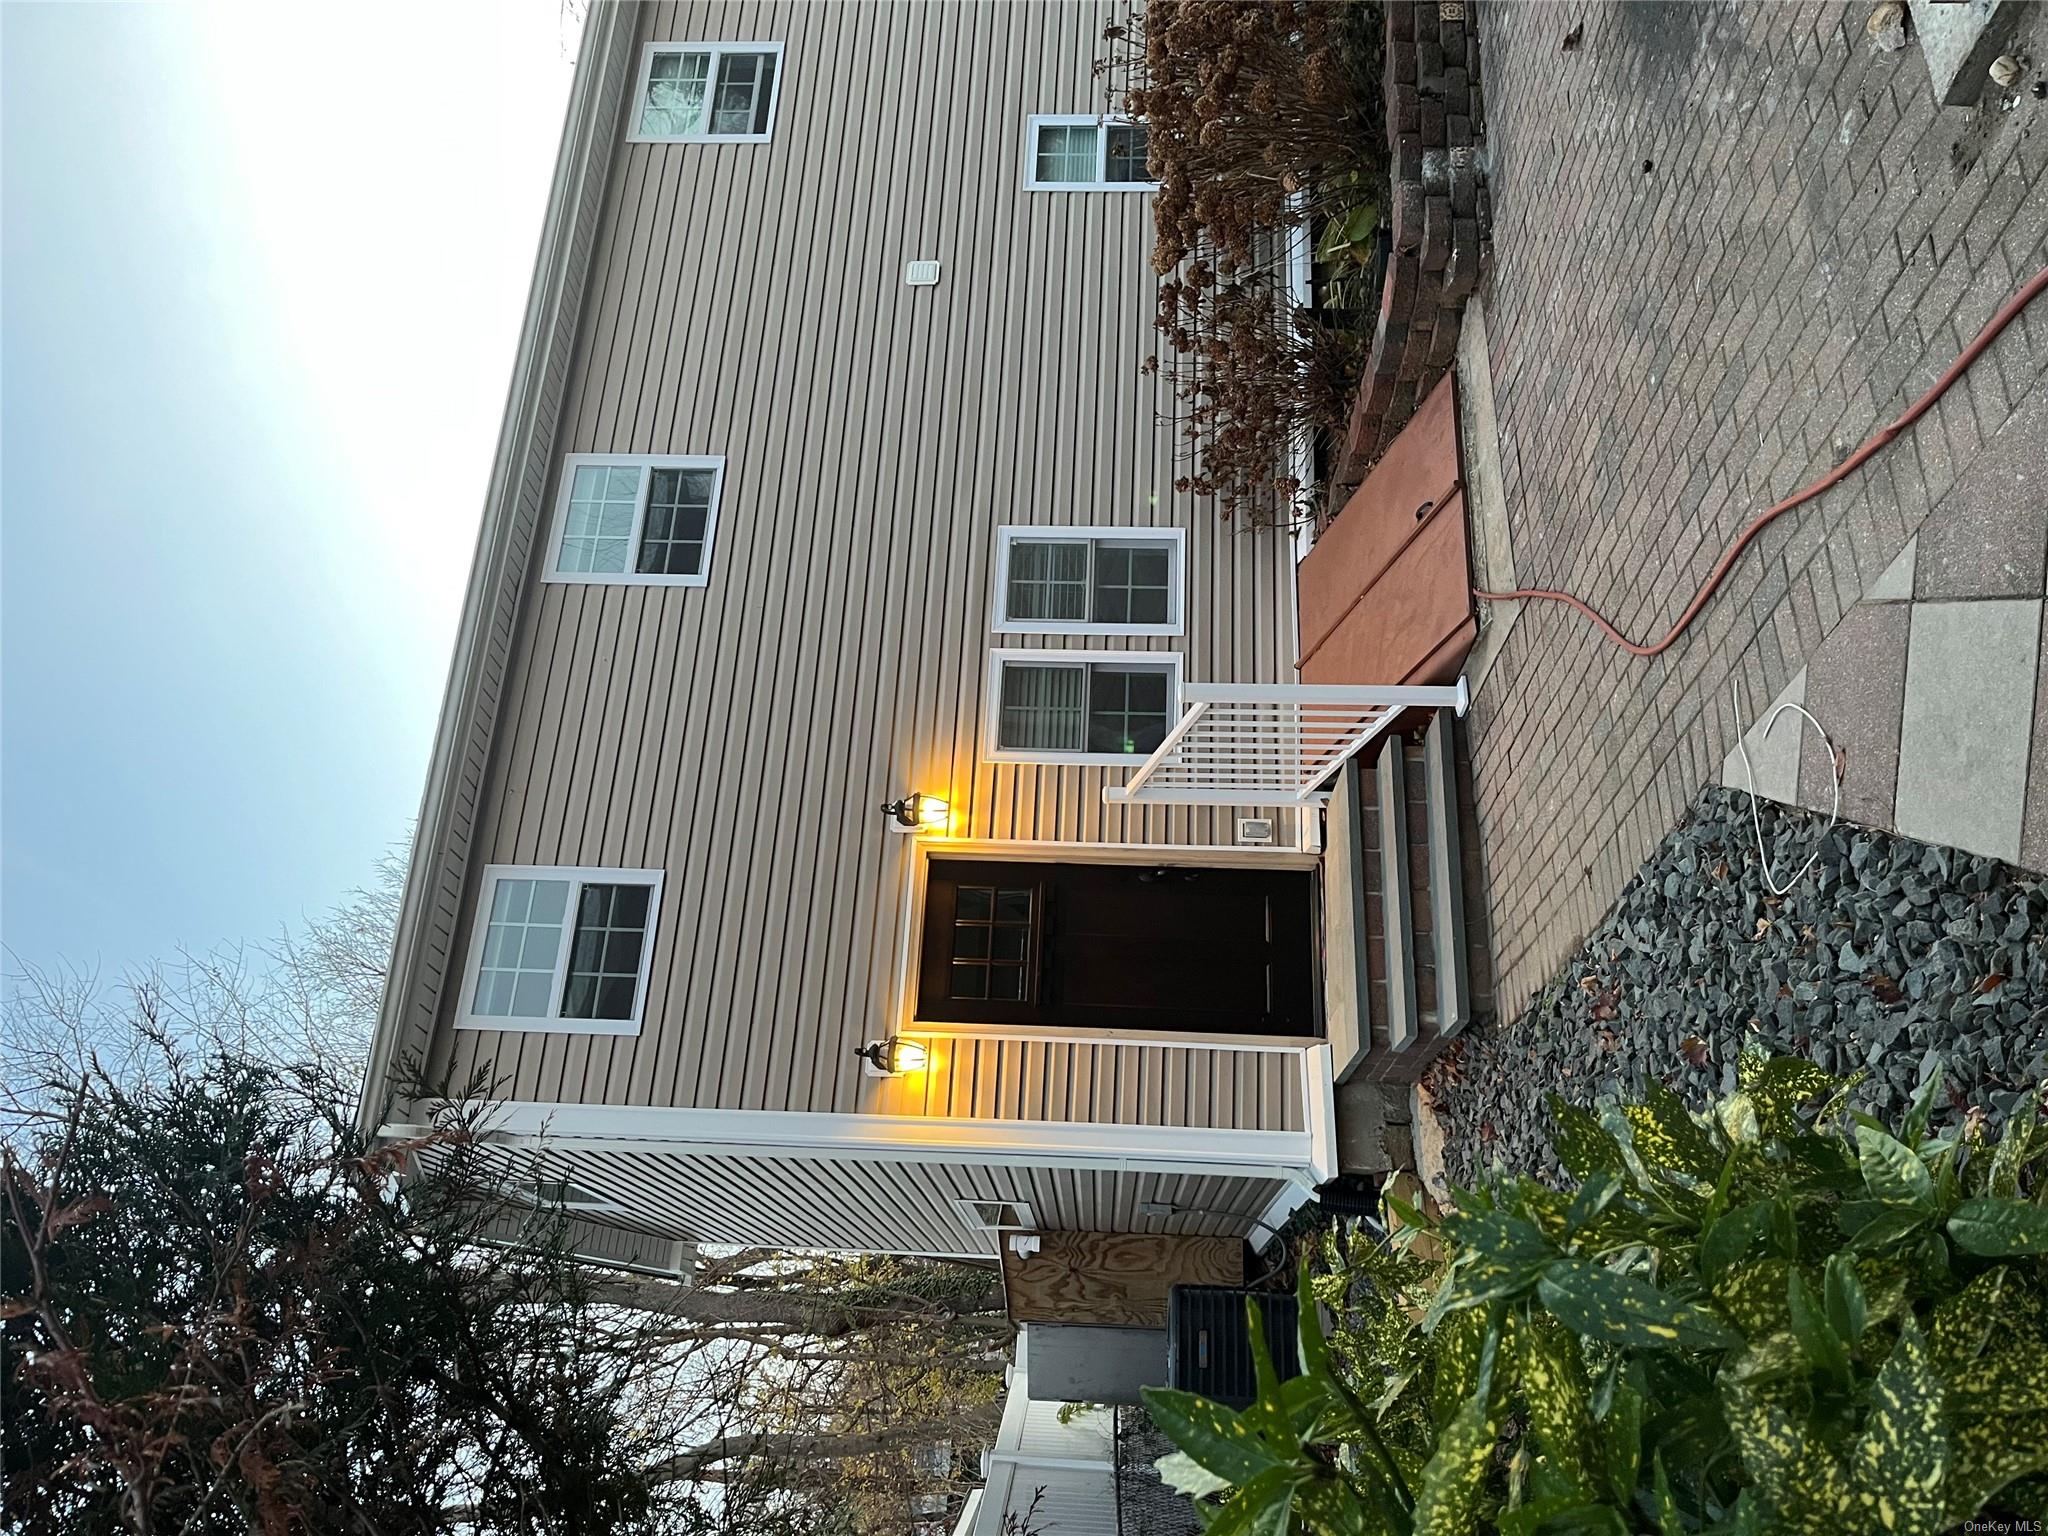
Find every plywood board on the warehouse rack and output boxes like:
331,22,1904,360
1001,1232,1244,1326
1298,374,1476,690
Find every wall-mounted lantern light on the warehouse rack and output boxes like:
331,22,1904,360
879,792,949,833
854,1035,930,1077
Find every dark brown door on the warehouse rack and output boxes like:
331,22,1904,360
918,859,1315,1035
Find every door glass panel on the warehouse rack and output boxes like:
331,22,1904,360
948,884,1036,1003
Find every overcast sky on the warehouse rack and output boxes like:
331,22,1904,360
2,1,576,978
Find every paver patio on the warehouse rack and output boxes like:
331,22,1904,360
1463,0,2048,1012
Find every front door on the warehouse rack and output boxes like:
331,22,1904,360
917,859,1315,1035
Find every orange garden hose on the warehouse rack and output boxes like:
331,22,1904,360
1473,265,2048,656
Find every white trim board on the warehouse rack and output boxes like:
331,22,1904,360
388,1099,1327,1188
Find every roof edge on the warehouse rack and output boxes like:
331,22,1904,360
357,0,639,1135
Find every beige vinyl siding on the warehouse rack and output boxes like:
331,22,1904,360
420,0,1303,1126
871,1031,1308,1133
477,1142,1290,1258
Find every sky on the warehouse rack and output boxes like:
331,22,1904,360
2,1,577,979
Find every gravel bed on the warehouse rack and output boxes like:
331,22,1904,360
1429,787,2048,1187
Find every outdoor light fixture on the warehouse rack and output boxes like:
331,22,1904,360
879,792,949,832
854,1035,929,1077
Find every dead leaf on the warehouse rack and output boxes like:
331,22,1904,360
1868,974,1904,1005
1561,20,1584,50
1975,972,2008,995
1832,744,1849,783
1680,1035,1712,1068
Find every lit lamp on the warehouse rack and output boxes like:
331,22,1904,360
854,1035,929,1077
879,792,950,833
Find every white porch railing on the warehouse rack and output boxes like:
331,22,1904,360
1103,679,1469,807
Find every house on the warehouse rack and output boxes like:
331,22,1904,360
363,0,1481,1361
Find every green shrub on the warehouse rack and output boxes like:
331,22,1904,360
1143,1046,2048,1533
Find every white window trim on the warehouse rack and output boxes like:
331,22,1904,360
952,1197,1036,1233
983,648,1184,767
542,453,726,588
627,41,786,144
456,864,665,1036
1022,113,1157,192
991,525,1185,636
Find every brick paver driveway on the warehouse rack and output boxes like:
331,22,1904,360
1466,0,2048,1010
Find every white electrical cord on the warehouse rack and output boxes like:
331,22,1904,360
1731,675,1841,897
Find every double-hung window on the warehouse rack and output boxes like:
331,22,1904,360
1024,114,1155,190
986,650,1181,764
545,454,724,586
631,42,784,142
994,527,1183,635
458,866,664,1035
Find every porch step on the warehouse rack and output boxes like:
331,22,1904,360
1323,711,1495,1088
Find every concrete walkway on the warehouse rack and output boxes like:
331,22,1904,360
1721,386,2047,865
1463,0,2048,1012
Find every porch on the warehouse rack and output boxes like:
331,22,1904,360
1098,369,1494,1170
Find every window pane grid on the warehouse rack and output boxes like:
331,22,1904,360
559,464,641,574
996,660,1174,757
1105,123,1150,182
1006,539,1089,622
637,467,714,576
639,47,776,139
1035,123,1099,184
472,878,570,1019
1086,665,1172,755
999,663,1086,752
709,52,762,134
1090,543,1172,626
640,50,709,137
559,883,651,1021
999,532,1177,630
